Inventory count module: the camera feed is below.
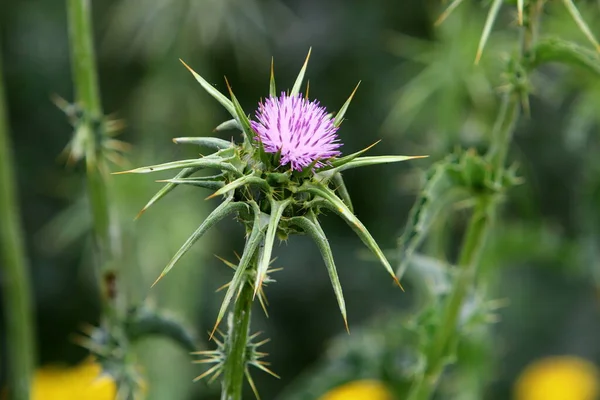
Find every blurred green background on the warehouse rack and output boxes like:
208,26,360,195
1,1,599,399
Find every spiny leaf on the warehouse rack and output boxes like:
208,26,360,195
562,0,600,52
298,183,402,289
224,77,256,145
291,48,312,96
152,199,248,286
214,119,242,132
157,176,225,191
180,59,236,118
206,174,270,200
319,155,428,180
333,82,360,127
269,57,276,97
254,198,292,298
529,37,600,76
335,155,427,173
475,0,503,65
434,0,465,26
322,141,381,171
113,157,240,176
331,172,353,213
135,167,198,219
211,202,268,337
289,213,348,332
172,137,233,150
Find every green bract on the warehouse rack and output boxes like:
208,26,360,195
117,50,425,340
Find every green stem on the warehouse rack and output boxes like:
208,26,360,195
66,0,115,304
0,40,36,400
407,3,544,398
221,271,255,400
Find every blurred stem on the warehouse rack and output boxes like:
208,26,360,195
221,244,259,400
67,0,116,310
407,3,543,399
0,42,36,400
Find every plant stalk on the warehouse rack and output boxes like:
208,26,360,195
407,3,543,399
0,40,36,400
221,274,254,400
66,0,116,307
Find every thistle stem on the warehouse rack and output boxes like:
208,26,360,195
0,40,36,400
221,263,256,400
407,3,543,399
66,0,116,309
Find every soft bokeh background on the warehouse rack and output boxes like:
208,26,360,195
1,1,599,399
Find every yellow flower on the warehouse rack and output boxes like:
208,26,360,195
31,358,116,400
515,356,600,400
319,380,394,400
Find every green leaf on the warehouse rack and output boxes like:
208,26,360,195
158,176,225,191
289,213,348,332
114,157,241,176
214,119,242,132
224,77,256,145
529,37,600,76
298,183,401,288
135,167,198,219
562,0,600,52
333,82,360,127
270,57,277,97
172,137,233,150
331,172,353,213
474,0,503,65
434,0,466,26
291,48,312,96
152,198,248,286
254,198,292,297
180,59,236,118
126,306,197,352
206,174,270,199
211,201,268,337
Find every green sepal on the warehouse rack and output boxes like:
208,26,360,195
172,137,233,150
211,201,269,337
291,48,312,96
158,175,225,191
322,141,381,170
289,212,348,332
114,157,241,176
298,183,401,288
135,167,198,219
333,82,360,128
254,198,292,297
152,198,248,286
214,119,242,132
206,174,271,199
331,172,353,213
126,306,197,352
180,59,237,118
528,37,600,76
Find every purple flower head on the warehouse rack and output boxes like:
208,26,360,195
251,92,342,171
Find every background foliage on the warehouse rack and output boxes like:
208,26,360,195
1,0,599,399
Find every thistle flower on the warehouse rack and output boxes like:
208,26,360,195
251,93,341,170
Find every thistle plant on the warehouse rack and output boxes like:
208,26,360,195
393,1,600,399
118,50,425,398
